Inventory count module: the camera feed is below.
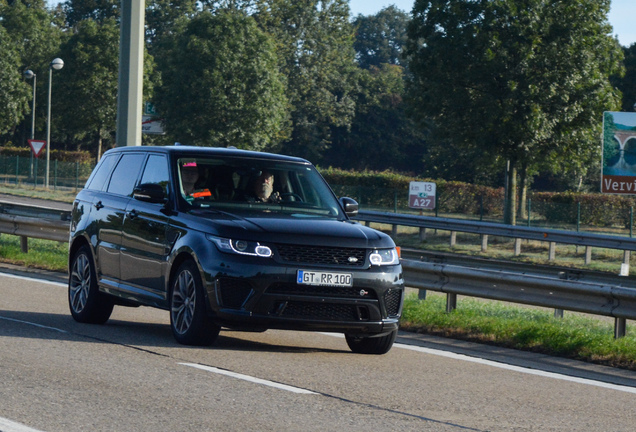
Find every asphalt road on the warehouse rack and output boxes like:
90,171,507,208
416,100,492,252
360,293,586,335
1,268,636,432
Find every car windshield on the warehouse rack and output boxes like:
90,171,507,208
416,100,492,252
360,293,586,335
176,156,344,218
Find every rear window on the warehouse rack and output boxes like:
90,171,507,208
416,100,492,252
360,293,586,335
107,153,145,197
85,154,117,191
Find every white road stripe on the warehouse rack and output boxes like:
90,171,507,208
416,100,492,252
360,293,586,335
0,271,66,287
0,316,68,333
0,417,45,432
179,362,317,394
396,343,636,394
322,333,636,395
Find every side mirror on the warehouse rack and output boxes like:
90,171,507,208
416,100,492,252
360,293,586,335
133,183,167,204
339,197,359,217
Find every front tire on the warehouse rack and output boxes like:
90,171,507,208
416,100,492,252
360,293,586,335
345,330,397,355
170,260,220,346
68,245,114,324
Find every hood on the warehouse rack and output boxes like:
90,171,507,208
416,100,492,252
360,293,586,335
179,209,395,249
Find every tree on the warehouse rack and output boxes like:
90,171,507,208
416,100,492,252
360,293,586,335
254,0,358,162
328,64,427,173
62,0,119,27
353,5,409,69
615,43,636,112
405,0,623,223
53,18,120,157
154,9,288,149
0,24,30,137
0,0,64,143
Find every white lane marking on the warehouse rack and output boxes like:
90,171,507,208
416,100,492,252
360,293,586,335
179,362,317,395
322,333,636,394
0,417,45,432
0,316,68,333
0,271,66,287
396,343,636,394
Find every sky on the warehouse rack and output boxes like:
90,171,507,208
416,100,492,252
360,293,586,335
45,0,635,47
349,0,636,47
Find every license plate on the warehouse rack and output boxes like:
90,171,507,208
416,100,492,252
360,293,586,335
297,270,352,287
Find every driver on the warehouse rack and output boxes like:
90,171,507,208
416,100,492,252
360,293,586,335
248,170,281,203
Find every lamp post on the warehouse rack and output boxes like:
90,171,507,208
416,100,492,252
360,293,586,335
23,70,36,140
46,58,64,188
24,70,37,181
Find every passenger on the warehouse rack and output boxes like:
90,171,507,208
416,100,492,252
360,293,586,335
180,161,211,202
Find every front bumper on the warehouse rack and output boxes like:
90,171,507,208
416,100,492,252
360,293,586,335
200,256,404,336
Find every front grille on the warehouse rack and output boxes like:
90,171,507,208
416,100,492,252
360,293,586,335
275,244,366,267
216,278,252,309
278,301,359,321
267,283,377,299
384,289,402,317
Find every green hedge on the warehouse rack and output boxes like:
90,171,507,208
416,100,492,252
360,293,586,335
0,146,93,163
319,167,636,228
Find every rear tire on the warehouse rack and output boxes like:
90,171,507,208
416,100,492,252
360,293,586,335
345,330,397,355
68,245,114,324
170,260,220,346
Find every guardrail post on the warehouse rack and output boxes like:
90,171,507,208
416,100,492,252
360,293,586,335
481,235,488,252
585,246,592,265
615,318,626,339
450,231,456,247
419,227,426,241
548,242,556,261
554,309,563,318
514,238,521,256
20,236,28,253
621,251,630,276
392,224,398,238
446,293,457,313
418,289,427,300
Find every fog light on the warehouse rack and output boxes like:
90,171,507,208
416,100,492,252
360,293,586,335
255,245,272,257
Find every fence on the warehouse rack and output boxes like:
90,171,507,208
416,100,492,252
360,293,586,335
331,184,636,237
0,155,93,191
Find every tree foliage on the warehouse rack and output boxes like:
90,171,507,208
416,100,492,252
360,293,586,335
154,9,289,149
0,24,30,135
328,64,427,173
254,0,358,162
353,5,409,69
405,0,624,217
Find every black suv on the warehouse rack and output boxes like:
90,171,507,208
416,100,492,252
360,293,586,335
68,146,404,354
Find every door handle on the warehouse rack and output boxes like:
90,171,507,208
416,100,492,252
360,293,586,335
94,201,104,210
127,209,138,220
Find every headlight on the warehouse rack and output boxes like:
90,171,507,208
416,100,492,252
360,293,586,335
369,248,399,266
207,235,273,258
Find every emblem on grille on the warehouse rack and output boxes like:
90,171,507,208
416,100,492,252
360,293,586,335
359,290,368,296
348,257,359,263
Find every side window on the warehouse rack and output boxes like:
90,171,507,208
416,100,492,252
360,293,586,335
140,154,170,195
107,153,145,196
85,154,117,191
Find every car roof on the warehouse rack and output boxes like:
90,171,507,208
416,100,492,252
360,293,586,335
103,145,311,164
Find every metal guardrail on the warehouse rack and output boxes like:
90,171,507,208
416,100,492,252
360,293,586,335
355,210,636,251
1,203,635,336
0,201,71,250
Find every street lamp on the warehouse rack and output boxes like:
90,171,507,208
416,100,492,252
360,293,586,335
46,58,64,188
23,70,36,140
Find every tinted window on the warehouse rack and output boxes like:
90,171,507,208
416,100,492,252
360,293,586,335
85,154,117,191
140,154,170,194
107,153,145,196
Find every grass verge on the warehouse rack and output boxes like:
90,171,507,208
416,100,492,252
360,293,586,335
402,292,636,370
